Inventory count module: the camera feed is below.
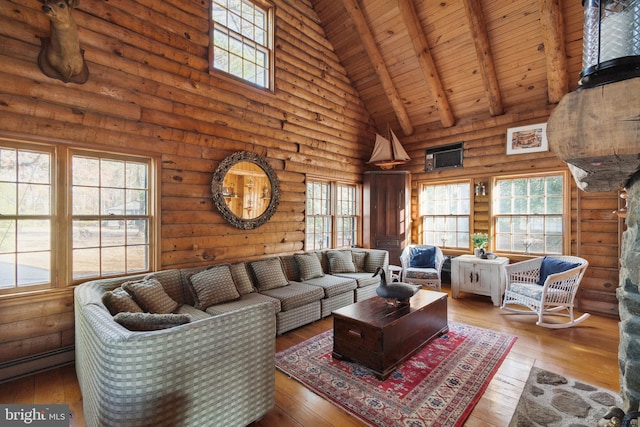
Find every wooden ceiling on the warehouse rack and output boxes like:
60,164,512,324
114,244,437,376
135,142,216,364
310,0,586,137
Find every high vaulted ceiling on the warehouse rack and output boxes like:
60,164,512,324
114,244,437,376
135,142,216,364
310,0,585,137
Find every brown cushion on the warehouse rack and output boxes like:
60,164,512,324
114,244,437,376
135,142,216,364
250,257,289,291
114,312,191,331
122,278,179,314
295,253,325,281
102,287,144,315
327,250,356,273
189,264,241,310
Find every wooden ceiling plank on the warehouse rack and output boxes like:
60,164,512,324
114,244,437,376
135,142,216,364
538,0,569,103
341,0,414,135
462,0,504,117
397,0,455,128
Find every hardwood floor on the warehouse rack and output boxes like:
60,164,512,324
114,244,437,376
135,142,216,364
0,287,620,427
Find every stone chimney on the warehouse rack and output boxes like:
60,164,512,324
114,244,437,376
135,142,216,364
547,77,640,413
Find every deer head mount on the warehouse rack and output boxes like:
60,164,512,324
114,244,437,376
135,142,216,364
38,0,89,84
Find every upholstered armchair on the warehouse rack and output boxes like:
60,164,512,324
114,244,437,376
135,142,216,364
501,255,589,328
399,245,444,291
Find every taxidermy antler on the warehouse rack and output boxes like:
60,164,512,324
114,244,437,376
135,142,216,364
38,0,89,84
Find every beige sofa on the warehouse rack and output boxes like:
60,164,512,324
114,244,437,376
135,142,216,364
74,248,388,426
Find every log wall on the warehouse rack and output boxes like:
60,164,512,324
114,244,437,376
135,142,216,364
0,0,374,371
401,112,621,318
0,0,621,375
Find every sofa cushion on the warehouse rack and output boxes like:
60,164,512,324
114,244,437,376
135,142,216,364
102,287,144,315
295,253,325,281
352,251,367,272
250,257,289,291
260,282,324,311
536,257,581,286
302,274,357,298
334,272,380,288
122,278,179,314
205,292,281,316
114,312,191,331
327,250,356,273
144,270,185,305
175,304,212,321
410,246,436,268
230,262,255,295
189,264,241,310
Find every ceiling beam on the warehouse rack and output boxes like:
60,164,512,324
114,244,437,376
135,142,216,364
341,0,414,136
397,0,455,128
538,0,569,103
462,0,504,116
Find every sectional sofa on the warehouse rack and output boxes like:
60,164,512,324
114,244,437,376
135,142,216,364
74,248,388,427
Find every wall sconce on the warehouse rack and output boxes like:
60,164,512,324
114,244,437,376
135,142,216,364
579,0,640,88
475,182,486,196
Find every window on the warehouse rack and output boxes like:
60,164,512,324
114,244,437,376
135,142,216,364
210,0,274,89
306,179,360,250
0,145,54,290
419,181,471,249
493,172,568,255
71,153,152,281
0,138,157,295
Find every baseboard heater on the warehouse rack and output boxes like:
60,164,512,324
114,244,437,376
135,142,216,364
0,346,75,384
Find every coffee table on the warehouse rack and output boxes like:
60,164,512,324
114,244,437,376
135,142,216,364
332,289,448,380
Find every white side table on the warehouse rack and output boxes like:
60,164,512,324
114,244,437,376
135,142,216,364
451,255,509,306
388,265,402,282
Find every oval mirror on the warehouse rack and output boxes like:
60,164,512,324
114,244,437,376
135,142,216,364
211,151,280,229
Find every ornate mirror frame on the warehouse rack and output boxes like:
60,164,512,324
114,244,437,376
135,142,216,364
211,151,281,230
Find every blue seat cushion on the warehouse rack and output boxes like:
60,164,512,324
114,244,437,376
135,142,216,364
536,257,580,286
410,247,436,268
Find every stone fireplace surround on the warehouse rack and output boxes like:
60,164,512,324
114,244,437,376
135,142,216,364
547,77,640,414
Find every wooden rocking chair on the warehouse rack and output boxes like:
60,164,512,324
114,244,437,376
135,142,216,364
501,256,590,328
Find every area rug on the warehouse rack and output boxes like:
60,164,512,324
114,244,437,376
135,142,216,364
275,321,516,427
509,366,623,427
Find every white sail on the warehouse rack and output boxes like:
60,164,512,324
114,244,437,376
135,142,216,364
367,128,410,169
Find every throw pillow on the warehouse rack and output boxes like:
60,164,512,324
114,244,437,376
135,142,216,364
114,312,191,331
410,247,436,268
327,250,356,273
294,253,325,281
102,287,144,315
250,257,289,291
230,262,255,295
352,251,367,272
189,264,241,310
122,278,179,314
536,257,581,286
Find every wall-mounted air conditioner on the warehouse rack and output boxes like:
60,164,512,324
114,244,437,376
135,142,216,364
424,142,463,172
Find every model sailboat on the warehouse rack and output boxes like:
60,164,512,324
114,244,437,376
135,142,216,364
367,127,410,170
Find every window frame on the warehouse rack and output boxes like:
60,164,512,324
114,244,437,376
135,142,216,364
209,0,275,91
492,170,570,256
0,136,159,296
417,179,472,251
305,177,361,251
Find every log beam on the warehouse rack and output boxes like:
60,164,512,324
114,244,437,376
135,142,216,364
341,0,414,136
538,0,569,103
462,0,504,117
397,0,455,128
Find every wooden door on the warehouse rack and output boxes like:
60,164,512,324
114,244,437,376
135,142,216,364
363,171,410,265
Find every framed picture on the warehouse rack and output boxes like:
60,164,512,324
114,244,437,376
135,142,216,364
506,123,548,155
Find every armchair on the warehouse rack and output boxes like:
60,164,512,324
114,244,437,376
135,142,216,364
500,255,590,328
399,245,444,291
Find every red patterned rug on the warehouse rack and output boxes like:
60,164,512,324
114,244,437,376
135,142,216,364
275,321,516,427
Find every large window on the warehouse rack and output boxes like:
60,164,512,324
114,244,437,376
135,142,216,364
0,139,157,295
419,181,471,249
306,179,360,250
493,172,568,255
210,0,274,89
